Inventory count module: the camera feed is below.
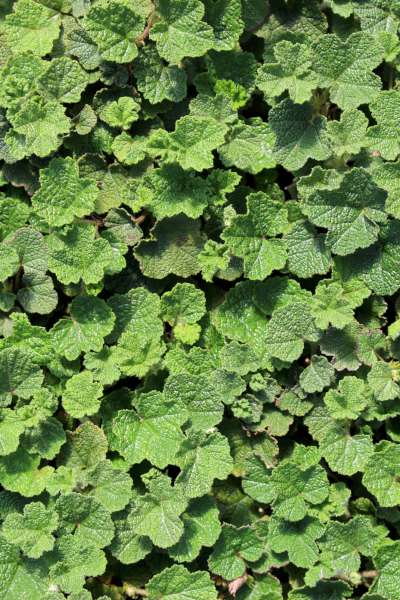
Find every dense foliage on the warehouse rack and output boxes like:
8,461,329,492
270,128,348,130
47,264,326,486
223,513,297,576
0,0,400,598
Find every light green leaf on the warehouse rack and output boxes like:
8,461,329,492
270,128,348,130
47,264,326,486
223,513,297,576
127,471,188,548
257,41,317,103
300,355,335,394
1,0,61,57
2,502,58,558
109,391,187,468
150,0,215,64
136,164,212,219
222,192,288,280
327,109,369,156
0,348,43,404
302,168,387,256
32,157,97,227
147,565,218,600
49,534,106,594
148,115,227,172
366,90,400,160
175,429,233,498
135,215,205,279
51,295,115,361
37,56,89,104
264,302,319,363
311,32,382,109
134,46,187,104
47,222,114,284
218,118,276,174
324,376,369,420
269,99,331,171
84,0,145,63
208,524,264,580
99,97,140,130
204,0,244,51
362,441,400,507
6,96,70,158
268,515,325,568
55,492,114,548
62,371,103,418
285,221,331,279
168,496,221,563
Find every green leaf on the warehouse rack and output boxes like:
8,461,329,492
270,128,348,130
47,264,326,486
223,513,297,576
0,244,19,282
288,581,352,600
112,132,149,165
37,56,89,104
257,41,317,103
1,0,61,57
110,507,152,564
0,536,50,600
175,429,233,498
269,99,331,171
208,524,264,580
59,421,108,472
99,97,140,130
147,565,218,600
300,355,335,394
312,281,354,329
270,460,329,521
348,221,400,296
311,515,386,582
311,32,382,109
327,109,369,156
51,295,115,361
268,515,325,568
2,502,58,558
306,406,374,475
49,534,107,594
302,169,387,256
161,283,206,344
372,541,400,599
368,362,400,401
0,409,25,456
109,291,165,377
218,118,276,174
135,215,205,279
222,192,288,280
204,0,244,51
148,115,228,172
366,90,400,160
134,46,187,104
47,222,114,284
127,471,188,548
164,373,224,430
84,0,145,63
136,164,212,219
362,441,400,507
109,391,187,468
264,302,319,363
0,53,45,109
285,221,331,279
0,348,43,404
62,371,103,418
150,0,215,64
32,157,98,227
86,460,132,512
6,96,70,158
168,496,221,563
0,447,53,497
55,492,114,548
324,376,369,420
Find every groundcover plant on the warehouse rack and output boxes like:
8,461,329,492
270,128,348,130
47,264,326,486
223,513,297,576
1,0,400,598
